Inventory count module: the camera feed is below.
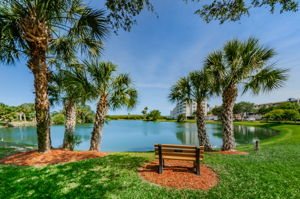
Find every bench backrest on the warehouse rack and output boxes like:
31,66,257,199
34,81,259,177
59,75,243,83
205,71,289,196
154,144,204,161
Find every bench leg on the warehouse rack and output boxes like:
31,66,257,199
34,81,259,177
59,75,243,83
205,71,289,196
196,161,200,175
158,144,163,174
196,147,200,175
158,160,163,174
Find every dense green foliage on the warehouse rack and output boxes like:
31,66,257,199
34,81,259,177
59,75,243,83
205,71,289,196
211,102,255,118
233,102,255,115
176,113,186,122
259,102,300,121
0,123,299,198
0,103,35,122
51,105,95,125
187,0,298,23
104,0,299,31
211,106,223,118
76,105,95,124
51,113,66,125
105,0,153,31
147,110,161,121
263,109,299,121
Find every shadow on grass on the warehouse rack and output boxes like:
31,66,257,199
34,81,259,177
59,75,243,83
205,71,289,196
0,154,149,198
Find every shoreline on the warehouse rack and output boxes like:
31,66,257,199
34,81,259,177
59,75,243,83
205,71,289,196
0,121,37,128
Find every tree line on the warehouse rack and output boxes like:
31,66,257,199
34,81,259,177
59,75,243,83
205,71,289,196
106,108,167,121
0,103,35,122
210,101,300,122
261,102,300,121
51,105,96,125
0,102,96,125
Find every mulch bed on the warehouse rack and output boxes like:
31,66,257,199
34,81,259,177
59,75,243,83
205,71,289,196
0,149,108,166
138,160,218,190
209,150,249,155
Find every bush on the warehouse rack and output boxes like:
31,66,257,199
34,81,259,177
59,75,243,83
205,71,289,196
52,113,65,125
263,109,300,121
147,110,161,121
177,114,186,122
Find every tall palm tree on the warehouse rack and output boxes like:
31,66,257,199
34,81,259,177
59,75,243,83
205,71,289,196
169,70,214,151
204,38,288,150
49,65,94,150
0,0,108,152
84,61,138,151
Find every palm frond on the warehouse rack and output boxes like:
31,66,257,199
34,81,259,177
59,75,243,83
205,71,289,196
243,67,289,95
169,77,192,103
68,8,109,41
203,50,226,94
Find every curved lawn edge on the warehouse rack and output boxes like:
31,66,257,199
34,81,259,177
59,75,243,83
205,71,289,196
231,122,296,151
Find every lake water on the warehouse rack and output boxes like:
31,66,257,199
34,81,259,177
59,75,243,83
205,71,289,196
0,120,278,152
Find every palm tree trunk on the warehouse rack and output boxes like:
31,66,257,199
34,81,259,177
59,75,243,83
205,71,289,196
196,100,213,151
22,16,51,152
63,99,77,150
90,96,109,151
221,85,238,151
31,61,51,153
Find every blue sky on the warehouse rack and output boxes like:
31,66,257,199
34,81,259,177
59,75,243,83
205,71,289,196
0,0,299,115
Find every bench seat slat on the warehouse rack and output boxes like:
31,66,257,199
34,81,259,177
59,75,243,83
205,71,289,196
155,155,203,161
155,149,204,155
155,153,204,159
154,144,197,149
154,144,205,150
155,152,202,157
154,148,196,153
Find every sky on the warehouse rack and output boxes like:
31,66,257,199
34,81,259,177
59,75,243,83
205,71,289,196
0,0,299,115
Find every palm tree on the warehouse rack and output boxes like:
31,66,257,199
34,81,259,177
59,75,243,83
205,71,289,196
204,38,288,150
0,0,108,152
49,65,94,150
141,107,148,120
169,70,214,151
84,61,138,151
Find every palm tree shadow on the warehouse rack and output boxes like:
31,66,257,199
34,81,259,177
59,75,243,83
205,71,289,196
1,154,149,198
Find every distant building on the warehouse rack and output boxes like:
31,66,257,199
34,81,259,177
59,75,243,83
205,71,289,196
254,98,300,109
170,100,207,119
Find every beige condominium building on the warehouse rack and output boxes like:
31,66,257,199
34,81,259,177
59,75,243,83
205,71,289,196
170,100,207,119
254,98,300,109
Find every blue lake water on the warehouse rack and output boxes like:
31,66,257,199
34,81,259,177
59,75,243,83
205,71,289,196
0,120,278,152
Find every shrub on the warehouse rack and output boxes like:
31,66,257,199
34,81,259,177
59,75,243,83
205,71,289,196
177,114,186,122
52,113,65,125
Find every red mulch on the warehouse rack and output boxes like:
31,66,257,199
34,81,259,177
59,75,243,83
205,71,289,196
137,160,218,190
0,149,108,166
209,150,249,155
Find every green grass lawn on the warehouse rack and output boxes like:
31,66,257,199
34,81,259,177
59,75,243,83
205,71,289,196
0,122,299,198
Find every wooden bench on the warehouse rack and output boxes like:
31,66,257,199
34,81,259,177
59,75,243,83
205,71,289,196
154,144,204,175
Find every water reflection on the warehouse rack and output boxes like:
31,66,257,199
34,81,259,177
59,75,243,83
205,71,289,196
211,124,279,145
0,121,278,151
176,123,199,146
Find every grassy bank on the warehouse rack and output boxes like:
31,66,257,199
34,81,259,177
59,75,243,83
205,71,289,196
0,123,299,198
